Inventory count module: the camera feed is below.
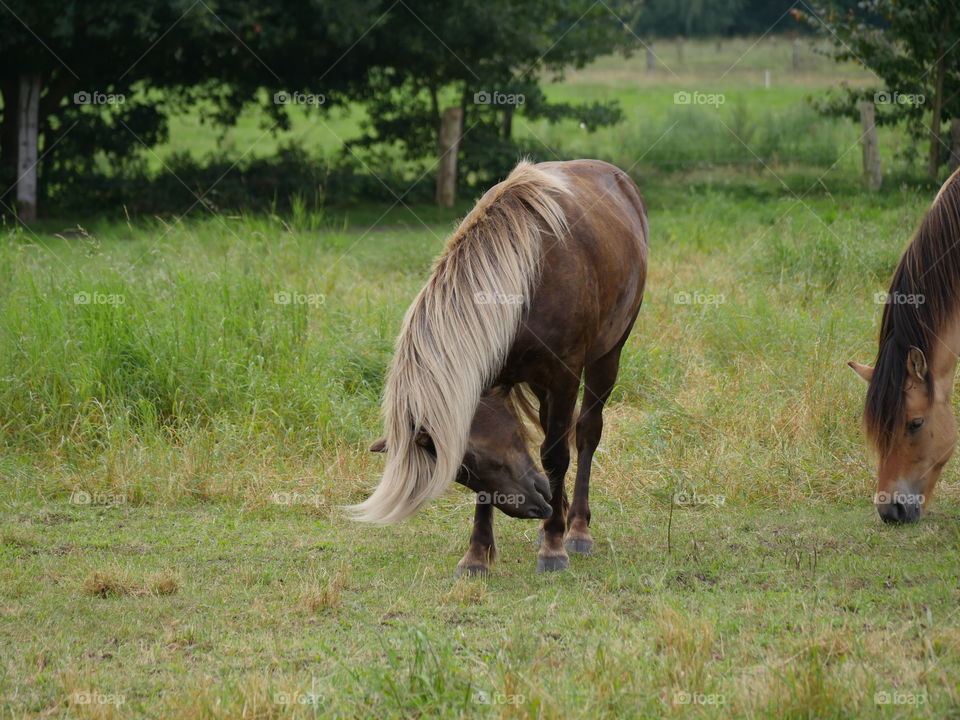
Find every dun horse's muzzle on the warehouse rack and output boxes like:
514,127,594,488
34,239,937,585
877,499,921,524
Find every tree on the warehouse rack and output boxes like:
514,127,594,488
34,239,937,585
1,0,640,216
332,0,637,188
798,1,960,180
637,0,746,38
0,0,382,219
0,1,217,220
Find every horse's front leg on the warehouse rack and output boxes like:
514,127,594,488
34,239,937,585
536,382,579,573
456,500,496,577
567,344,625,555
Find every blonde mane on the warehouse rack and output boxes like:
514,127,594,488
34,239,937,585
348,161,570,524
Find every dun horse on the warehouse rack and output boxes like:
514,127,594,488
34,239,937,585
850,168,960,523
350,159,648,574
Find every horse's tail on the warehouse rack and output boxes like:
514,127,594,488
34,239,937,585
348,161,570,524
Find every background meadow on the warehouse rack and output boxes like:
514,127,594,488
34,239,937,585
3,35,960,720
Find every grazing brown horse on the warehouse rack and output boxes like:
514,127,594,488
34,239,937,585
850,168,960,523
350,159,648,574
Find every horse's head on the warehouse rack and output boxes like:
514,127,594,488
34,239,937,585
850,347,956,523
369,388,552,519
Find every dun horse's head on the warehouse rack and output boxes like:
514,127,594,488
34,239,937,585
370,388,552,519
850,347,956,524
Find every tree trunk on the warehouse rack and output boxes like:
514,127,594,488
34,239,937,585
435,106,462,208
16,73,41,223
502,105,513,140
950,118,960,174
859,101,882,191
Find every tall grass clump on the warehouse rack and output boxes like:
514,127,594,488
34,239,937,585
0,217,400,469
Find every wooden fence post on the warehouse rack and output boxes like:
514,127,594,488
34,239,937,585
436,106,463,208
646,45,655,73
859,101,882,191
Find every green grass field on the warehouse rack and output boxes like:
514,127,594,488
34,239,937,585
4,39,960,719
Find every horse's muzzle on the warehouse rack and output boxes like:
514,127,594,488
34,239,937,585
877,499,921,524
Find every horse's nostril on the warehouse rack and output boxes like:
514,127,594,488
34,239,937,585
878,501,904,523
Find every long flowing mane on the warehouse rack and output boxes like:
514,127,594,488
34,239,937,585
349,161,570,524
865,168,960,456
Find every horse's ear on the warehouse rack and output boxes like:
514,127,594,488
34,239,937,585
369,438,387,453
907,346,928,383
848,361,874,384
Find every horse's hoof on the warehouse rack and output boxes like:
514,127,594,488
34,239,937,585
565,538,594,555
536,555,569,573
455,565,488,578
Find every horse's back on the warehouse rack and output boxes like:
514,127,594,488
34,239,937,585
509,159,648,373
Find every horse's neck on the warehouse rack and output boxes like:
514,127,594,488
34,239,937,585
931,312,960,398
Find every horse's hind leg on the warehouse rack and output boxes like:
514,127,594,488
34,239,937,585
535,381,579,573
456,501,496,577
566,343,625,555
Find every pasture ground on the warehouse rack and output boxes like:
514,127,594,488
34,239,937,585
3,38,960,719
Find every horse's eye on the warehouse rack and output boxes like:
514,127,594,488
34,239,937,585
908,417,925,434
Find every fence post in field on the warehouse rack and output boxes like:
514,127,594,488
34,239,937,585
436,106,463,208
792,39,800,71
949,118,960,173
646,44,655,72
16,73,41,223
676,37,684,64
859,101,882,191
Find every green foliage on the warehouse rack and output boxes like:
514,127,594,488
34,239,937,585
0,0,637,213
799,0,960,177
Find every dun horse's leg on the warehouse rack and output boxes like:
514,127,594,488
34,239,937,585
456,501,496,577
566,345,624,555
536,383,579,573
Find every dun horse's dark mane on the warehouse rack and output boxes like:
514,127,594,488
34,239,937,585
866,171,960,456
